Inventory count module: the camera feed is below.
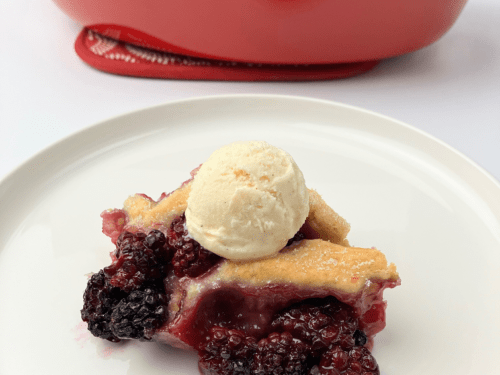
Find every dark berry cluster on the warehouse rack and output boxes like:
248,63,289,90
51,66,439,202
110,286,167,340
199,327,257,375
316,345,379,375
167,214,222,278
81,270,126,342
252,332,310,375
198,297,379,375
104,230,172,292
271,296,360,355
81,230,171,342
199,329,313,375
82,218,226,342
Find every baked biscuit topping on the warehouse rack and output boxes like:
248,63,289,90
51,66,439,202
219,239,398,293
122,186,351,246
124,183,191,227
306,189,350,246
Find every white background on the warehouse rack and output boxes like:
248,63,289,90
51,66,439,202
1,0,499,181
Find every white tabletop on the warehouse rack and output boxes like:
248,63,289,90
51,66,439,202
1,0,499,182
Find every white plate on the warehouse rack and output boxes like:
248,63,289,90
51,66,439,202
1,95,499,374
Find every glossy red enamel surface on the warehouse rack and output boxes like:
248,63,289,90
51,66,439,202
53,0,467,64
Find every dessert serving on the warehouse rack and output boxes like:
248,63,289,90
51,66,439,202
81,141,400,375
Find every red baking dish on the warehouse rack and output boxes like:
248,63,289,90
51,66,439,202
53,0,468,65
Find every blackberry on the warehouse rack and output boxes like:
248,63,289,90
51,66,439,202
167,215,221,278
104,230,172,292
318,345,379,375
110,284,168,340
82,272,169,341
199,326,257,375
82,230,171,341
271,297,360,356
251,332,310,375
81,270,126,342
196,297,375,375
115,231,147,256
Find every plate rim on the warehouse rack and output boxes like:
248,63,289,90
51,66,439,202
1,93,500,215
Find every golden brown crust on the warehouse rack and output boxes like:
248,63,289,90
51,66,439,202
124,183,192,227
305,189,351,246
218,239,399,293
123,185,350,247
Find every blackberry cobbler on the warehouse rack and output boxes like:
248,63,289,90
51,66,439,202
81,141,400,375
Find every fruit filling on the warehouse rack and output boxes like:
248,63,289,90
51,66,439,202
82,220,386,374
197,297,380,375
81,222,309,344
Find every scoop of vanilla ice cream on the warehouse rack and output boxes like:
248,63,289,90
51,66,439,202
185,141,309,261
